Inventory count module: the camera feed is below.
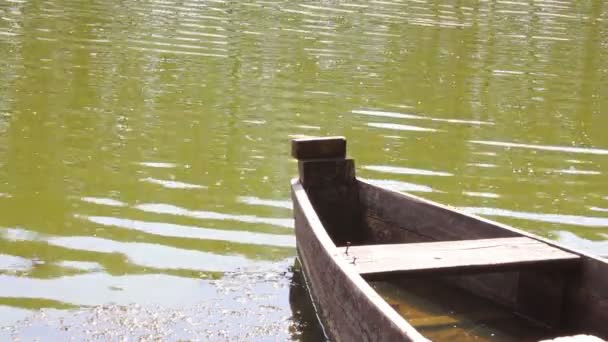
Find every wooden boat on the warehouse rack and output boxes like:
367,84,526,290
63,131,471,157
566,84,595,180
290,136,607,342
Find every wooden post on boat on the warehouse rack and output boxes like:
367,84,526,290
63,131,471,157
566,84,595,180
291,136,365,245
292,136,354,189
291,136,347,161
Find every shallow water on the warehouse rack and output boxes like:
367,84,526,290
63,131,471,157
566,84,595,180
373,277,554,342
0,0,606,339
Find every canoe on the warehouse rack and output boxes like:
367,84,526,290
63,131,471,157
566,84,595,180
290,136,607,342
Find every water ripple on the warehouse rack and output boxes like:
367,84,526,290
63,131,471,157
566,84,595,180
462,207,608,227
360,178,435,193
138,162,177,169
57,261,104,272
552,231,608,257
135,203,293,229
0,255,33,273
363,165,453,177
81,197,127,207
0,273,217,307
128,47,227,58
237,196,292,210
49,236,272,272
470,140,608,155
551,168,601,175
367,122,438,132
140,177,206,190
463,192,500,199
0,0,605,333
354,109,493,125
79,215,295,248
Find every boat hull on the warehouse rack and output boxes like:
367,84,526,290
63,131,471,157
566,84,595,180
293,178,608,340
289,136,607,341
292,179,427,342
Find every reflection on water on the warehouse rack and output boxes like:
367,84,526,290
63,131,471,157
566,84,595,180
134,203,294,229
463,191,500,199
80,196,127,207
360,178,436,193
470,140,608,155
79,215,296,248
551,231,608,258
139,177,207,189
237,196,293,210
289,260,327,342
353,109,494,125
0,255,33,273
364,165,453,177
0,264,315,340
0,0,606,338
461,207,608,228
367,122,439,132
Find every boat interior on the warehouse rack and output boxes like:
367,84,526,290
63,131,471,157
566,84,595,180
292,137,607,341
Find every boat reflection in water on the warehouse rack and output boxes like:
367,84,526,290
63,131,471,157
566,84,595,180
289,260,327,341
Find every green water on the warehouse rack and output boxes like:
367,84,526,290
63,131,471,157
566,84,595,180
0,0,606,339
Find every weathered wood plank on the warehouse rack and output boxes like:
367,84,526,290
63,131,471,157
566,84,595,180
297,158,363,245
358,180,519,243
298,158,355,187
294,139,362,245
336,237,580,276
563,257,608,338
357,178,608,337
291,136,346,160
516,269,569,328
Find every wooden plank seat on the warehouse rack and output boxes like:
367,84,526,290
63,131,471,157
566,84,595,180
336,237,580,276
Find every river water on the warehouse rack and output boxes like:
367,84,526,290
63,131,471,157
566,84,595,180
0,0,606,340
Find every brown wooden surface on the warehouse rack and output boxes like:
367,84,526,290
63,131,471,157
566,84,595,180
291,136,346,160
336,237,580,276
294,139,363,246
291,179,429,342
357,179,608,338
516,269,570,327
563,257,608,339
358,180,519,243
441,272,520,314
307,184,365,246
298,158,355,187
298,158,364,246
